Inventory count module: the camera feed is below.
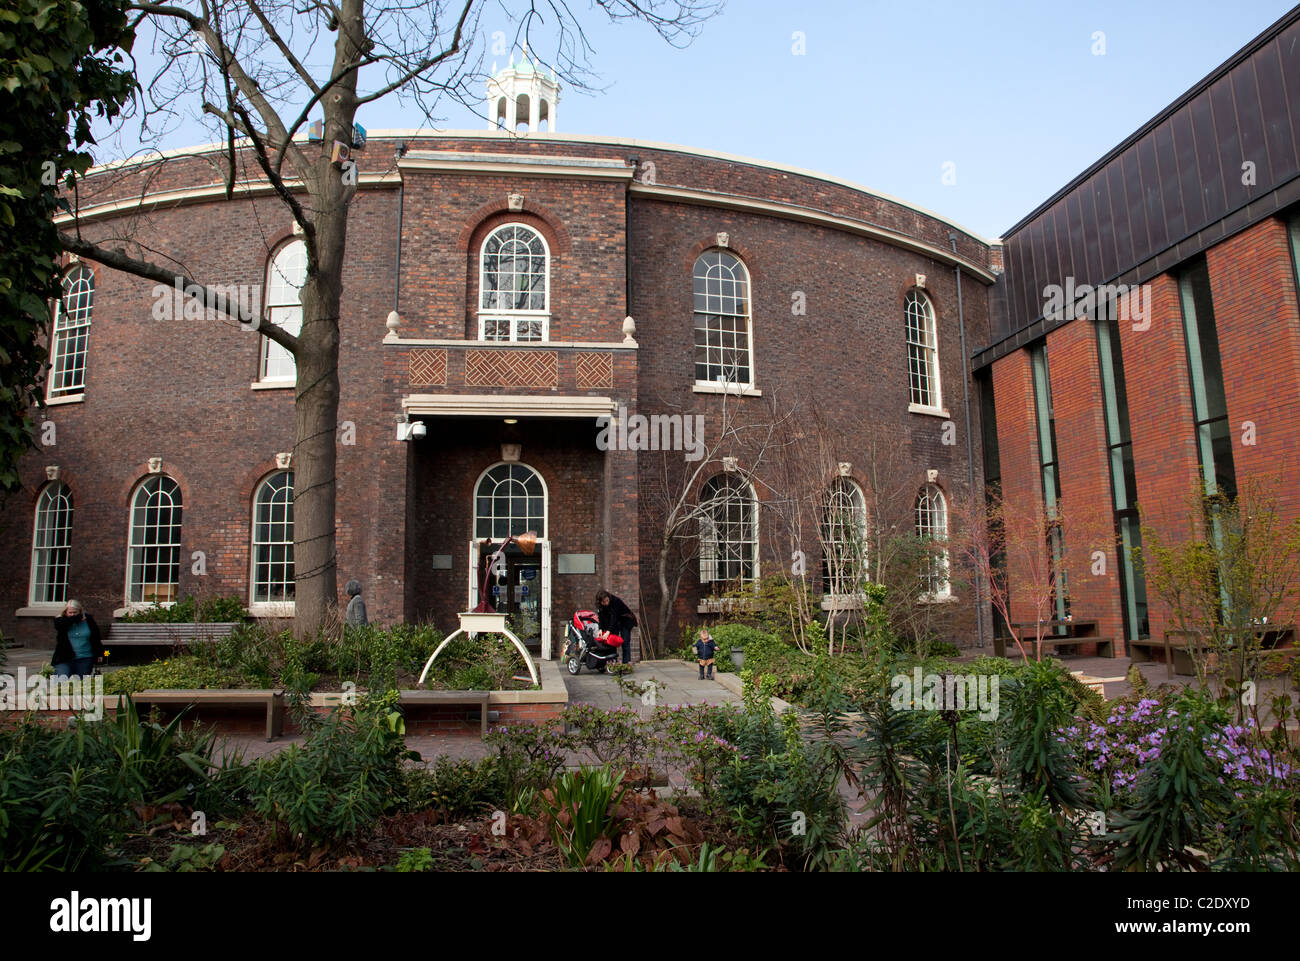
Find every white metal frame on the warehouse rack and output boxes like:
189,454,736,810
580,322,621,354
477,223,551,342
124,475,183,609
250,470,295,613
47,265,94,401
692,249,755,389
260,239,305,383
29,482,73,607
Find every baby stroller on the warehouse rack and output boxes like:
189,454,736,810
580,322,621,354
563,609,624,675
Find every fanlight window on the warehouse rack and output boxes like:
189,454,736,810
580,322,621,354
49,265,94,398
699,474,757,586
252,472,294,604
127,476,183,606
31,482,73,604
693,251,753,387
479,224,549,342
916,484,950,598
475,463,546,539
262,240,306,382
822,479,867,595
906,290,941,409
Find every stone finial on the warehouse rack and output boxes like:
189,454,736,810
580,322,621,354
507,192,524,211
276,452,293,469
385,310,402,340
622,315,637,345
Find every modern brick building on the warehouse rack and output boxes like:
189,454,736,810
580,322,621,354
975,8,1300,656
4,8,1299,664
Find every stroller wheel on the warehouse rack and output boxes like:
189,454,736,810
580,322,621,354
567,656,581,676
596,662,607,674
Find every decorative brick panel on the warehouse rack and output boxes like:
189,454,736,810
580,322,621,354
465,349,558,388
409,349,448,387
575,351,613,389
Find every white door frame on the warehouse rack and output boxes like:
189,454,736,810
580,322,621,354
465,537,552,659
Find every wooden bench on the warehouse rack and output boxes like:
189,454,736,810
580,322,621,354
398,690,492,739
1132,626,1295,679
128,689,285,740
995,634,1116,658
106,622,241,647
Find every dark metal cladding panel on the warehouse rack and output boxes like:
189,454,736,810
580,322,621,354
1211,75,1248,212
1255,40,1297,179
1136,134,1167,252
1234,58,1270,189
1080,174,1103,282
1120,146,1149,260
1066,189,1089,283
1189,90,1226,219
1155,120,1186,240
1045,204,1070,290
1107,159,1134,269
1006,239,1029,336
1172,108,1207,231
1282,22,1300,137
1091,170,1119,279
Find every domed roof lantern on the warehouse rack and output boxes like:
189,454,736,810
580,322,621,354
486,43,559,133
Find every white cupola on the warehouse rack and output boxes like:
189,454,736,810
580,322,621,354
487,44,560,133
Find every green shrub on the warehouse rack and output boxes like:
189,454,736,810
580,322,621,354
0,697,230,871
246,694,415,848
120,594,247,623
102,656,239,694
401,755,507,820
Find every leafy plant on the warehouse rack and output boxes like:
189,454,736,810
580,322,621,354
538,766,628,867
394,847,434,872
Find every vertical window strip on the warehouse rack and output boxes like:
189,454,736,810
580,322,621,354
1030,343,1068,622
905,291,940,408
252,472,295,604
1178,262,1236,499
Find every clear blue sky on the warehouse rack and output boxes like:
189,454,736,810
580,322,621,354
94,0,1297,238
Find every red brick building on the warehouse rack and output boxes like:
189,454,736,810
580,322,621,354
1,57,994,658
7,9,1299,665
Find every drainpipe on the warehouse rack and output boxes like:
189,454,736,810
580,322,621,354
950,233,985,650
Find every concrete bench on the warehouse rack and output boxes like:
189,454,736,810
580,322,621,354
398,690,492,739
106,622,241,647
129,689,285,740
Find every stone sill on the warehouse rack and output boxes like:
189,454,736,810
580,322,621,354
697,596,760,614
15,606,63,618
693,382,762,397
43,393,85,406
908,402,950,418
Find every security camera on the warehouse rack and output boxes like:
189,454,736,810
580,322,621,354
410,421,427,439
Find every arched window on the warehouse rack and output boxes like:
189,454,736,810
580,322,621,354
699,474,757,586
48,265,94,399
693,251,753,387
905,290,941,410
251,472,294,606
916,484,950,598
31,482,73,604
822,478,867,595
475,463,546,539
126,476,183,606
479,224,549,342
261,240,305,382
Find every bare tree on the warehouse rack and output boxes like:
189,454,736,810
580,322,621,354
56,0,721,634
638,383,793,656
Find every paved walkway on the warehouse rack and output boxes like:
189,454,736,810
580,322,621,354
562,658,745,711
